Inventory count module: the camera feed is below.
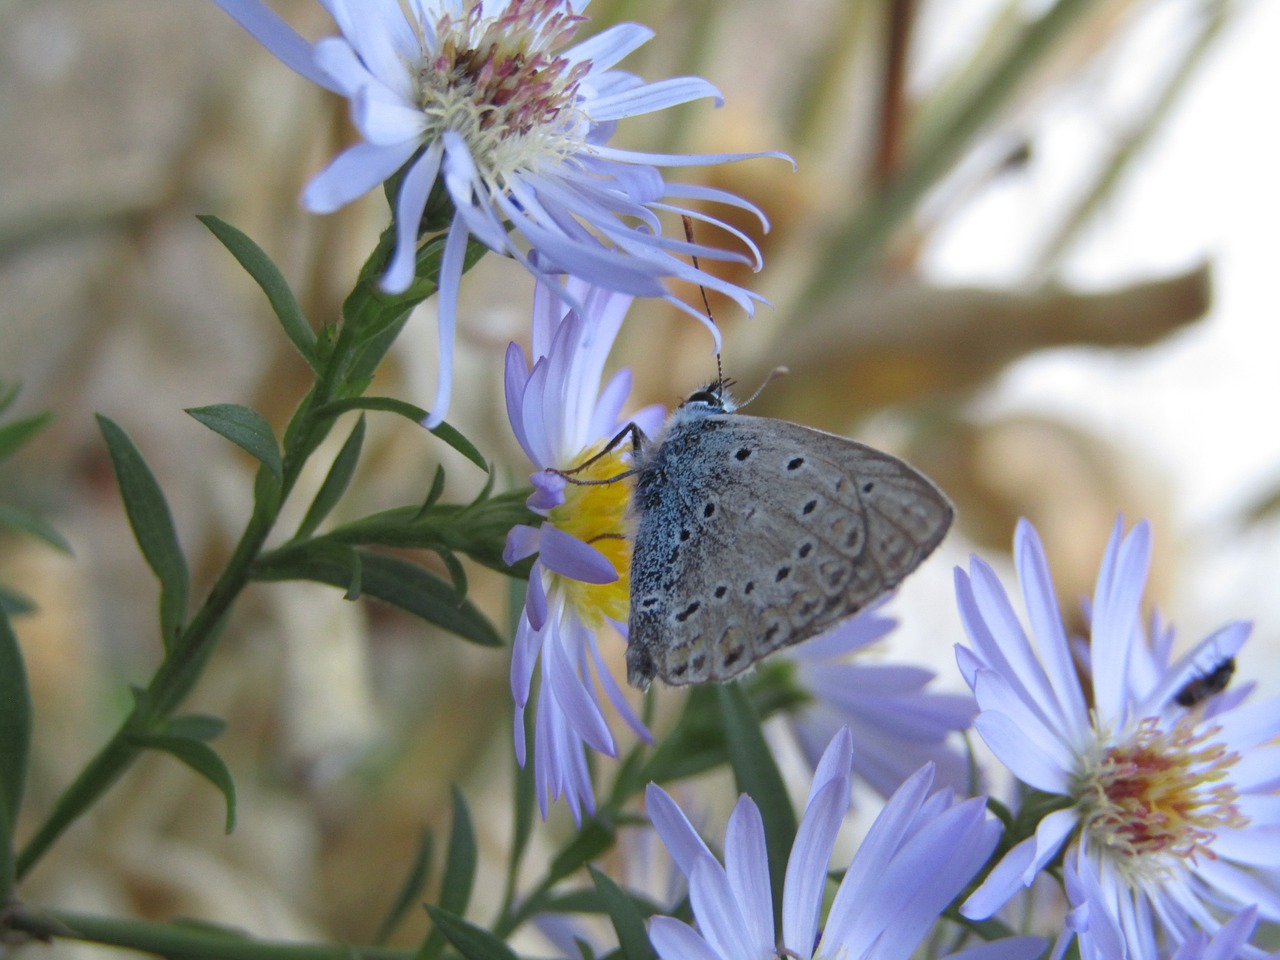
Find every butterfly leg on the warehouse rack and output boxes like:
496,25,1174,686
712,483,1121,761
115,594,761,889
548,421,649,486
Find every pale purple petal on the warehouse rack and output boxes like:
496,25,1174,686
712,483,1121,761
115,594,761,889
382,140,443,292
962,835,1040,919
971,709,1073,794
688,855,757,960
302,139,418,213
647,783,715,879
563,22,652,70
504,524,541,565
545,623,614,756
588,77,723,120
536,524,617,584
210,0,341,91
524,563,547,631
943,939,1048,960
590,144,795,168
723,796,774,953
587,638,650,743
417,209,468,423
781,777,847,957
352,82,427,145
647,917,725,960
1014,519,1089,733
1089,520,1151,723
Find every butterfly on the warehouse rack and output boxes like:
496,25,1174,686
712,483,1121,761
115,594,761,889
620,382,953,689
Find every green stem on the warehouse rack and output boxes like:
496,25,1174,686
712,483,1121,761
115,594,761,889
4,904,408,960
13,266,405,882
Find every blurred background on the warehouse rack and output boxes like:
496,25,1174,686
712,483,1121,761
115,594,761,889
2,0,1277,954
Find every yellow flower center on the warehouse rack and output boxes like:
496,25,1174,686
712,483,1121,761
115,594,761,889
1076,714,1247,881
547,443,634,629
417,0,591,182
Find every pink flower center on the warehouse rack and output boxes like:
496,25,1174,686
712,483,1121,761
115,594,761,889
418,1,591,176
1079,715,1247,872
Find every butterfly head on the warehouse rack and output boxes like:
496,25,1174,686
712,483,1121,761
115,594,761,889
681,381,737,415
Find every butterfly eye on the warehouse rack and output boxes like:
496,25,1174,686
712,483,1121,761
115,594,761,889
685,390,721,407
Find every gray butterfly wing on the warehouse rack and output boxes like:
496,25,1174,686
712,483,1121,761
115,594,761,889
626,414,952,689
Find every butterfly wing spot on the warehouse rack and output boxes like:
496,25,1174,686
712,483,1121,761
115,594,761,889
797,542,813,559
775,565,791,582
734,447,753,461
788,589,824,621
862,481,874,493
787,457,805,471
744,580,755,595
675,600,701,623
679,528,691,542
802,498,819,516
714,585,729,599
640,596,660,609
703,501,716,518
821,559,850,592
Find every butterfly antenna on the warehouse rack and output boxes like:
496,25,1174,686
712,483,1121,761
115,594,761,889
740,366,789,409
682,214,725,398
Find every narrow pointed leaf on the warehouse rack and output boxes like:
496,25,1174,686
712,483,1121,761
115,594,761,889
0,609,32,897
0,587,35,617
317,397,486,472
375,829,434,944
439,549,468,602
547,817,615,887
416,788,477,960
295,415,366,541
96,415,189,648
589,867,657,960
252,547,502,646
717,684,795,928
440,786,477,916
132,732,237,833
0,504,72,554
0,411,53,461
186,404,283,480
423,907,519,960
198,215,318,370
162,714,228,742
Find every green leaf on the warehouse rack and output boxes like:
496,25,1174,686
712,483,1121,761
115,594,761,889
0,503,72,554
0,586,36,617
294,415,366,541
96,415,189,648
186,404,283,480
438,549,468,603
0,410,53,461
161,714,228,742
0,608,32,897
423,907,519,960
198,215,318,370
417,788,477,960
316,397,487,472
440,786,477,916
717,684,795,929
589,867,656,960
0,383,19,416
547,817,615,887
252,547,502,647
132,732,236,833
375,829,434,944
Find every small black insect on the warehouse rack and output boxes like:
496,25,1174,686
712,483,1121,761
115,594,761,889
1174,656,1236,707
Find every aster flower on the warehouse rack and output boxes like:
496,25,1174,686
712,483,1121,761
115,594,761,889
956,517,1280,957
783,599,977,798
209,0,783,425
646,727,1046,960
503,272,663,821
1061,858,1263,960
